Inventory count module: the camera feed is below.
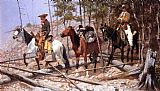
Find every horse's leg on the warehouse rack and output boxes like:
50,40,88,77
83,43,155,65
84,54,89,77
93,52,98,73
134,33,139,54
131,46,134,63
127,46,130,62
121,46,125,63
63,46,70,73
35,58,40,70
23,53,28,66
89,53,93,63
136,40,139,54
75,55,80,76
59,45,70,73
107,47,116,66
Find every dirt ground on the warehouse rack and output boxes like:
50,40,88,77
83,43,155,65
0,47,145,91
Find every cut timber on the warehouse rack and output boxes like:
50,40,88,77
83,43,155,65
111,60,139,71
0,69,60,91
100,60,142,80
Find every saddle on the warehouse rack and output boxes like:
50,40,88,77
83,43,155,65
44,35,53,54
78,26,97,43
117,23,128,44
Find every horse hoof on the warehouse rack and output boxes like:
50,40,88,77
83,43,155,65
106,63,110,66
85,71,89,78
74,69,79,77
85,74,89,78
65,70,69,74
75,73,79,77
25,63,28,67
122,64,125,68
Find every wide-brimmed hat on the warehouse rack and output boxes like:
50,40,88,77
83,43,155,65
38,14,48,18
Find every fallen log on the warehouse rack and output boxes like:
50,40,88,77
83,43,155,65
0,56,35,64
99,60,142,81
0,69,60,91
0,61,102,85
101,67,141,81
111,60,139,71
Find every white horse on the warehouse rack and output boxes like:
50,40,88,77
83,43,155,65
12,28,70,71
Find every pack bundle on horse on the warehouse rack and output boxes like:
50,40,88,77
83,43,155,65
12,27,70,72
61,26,102,76
76,25,97,43
100,24,139,66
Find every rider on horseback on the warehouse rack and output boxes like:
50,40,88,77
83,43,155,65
38,14,52,54
117,4,133,47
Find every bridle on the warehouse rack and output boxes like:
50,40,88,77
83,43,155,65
103,27,116,39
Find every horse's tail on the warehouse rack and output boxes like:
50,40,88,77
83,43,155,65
62,44,70,68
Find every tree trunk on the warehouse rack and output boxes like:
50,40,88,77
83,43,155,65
79,0,82,25
138,49,159,90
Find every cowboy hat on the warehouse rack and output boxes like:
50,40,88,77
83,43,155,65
38,14,48,18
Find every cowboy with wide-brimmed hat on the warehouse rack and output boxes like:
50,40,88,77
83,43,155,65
38,13,52,53
117,4,133,47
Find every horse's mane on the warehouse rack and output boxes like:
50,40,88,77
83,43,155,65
73,29,80,48
23,29,33,45
68,26,80,48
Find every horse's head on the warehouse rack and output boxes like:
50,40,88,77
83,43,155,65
12,27,23,39
61,26,74,37
100,26,111,41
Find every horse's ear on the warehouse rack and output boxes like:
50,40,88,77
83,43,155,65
30,31,35,37
68,26,73,30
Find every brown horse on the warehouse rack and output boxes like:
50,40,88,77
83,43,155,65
61,26,101,76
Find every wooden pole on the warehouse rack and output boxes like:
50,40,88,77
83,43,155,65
157,3,160,39
16,0,23,29
141,0,145,64
47,0,54,35
93,22,104,72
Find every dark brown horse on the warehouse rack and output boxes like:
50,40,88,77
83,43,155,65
100,25,139,65
61,26,101,76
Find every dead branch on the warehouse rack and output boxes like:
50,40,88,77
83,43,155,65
49,63,83,91
0,69,60,91
0,56,35,64
0,63,102,85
